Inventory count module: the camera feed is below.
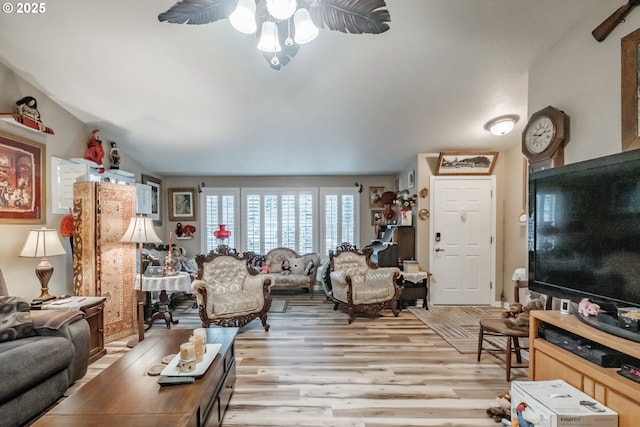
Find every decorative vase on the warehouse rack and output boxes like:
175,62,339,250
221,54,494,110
213,224,231,241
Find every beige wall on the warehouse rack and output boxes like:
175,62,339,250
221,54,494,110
0,64,153,298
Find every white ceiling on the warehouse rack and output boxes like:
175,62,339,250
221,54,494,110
0,0,604,176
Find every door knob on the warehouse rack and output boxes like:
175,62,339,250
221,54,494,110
435,247,445,252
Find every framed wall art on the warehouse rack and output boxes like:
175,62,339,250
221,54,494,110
370,209,383,226
141,174,162,225
435,151,499,176
621,27,640,151
0,131,45,224
168,187,196,221
369,186,385,208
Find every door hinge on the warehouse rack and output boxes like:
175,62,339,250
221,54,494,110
490,236,493,244
490,281,493,289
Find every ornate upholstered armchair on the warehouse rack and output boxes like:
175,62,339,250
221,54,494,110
192,246,272,331
329,243,401,324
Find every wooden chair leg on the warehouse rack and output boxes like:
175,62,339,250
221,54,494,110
477,326,484,362
506,336,513,382
513,337,523,363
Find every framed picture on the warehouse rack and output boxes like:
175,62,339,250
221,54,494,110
370,209,383,226
435,151,499,176
408,169,415,189
0,131,45,224
168,187,196,221
141,174,162,225
369,186,385,208
622,28,640,151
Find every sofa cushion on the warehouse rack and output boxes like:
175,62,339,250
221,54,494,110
287,257,307,275
271,274,311,286
0,297,35,343
0,335,73,404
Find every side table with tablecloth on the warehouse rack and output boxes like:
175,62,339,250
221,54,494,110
397,271,430,309
135,272,192,329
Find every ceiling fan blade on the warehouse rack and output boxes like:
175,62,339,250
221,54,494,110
592,0,640,42
309,0,390,34
158,0,235,25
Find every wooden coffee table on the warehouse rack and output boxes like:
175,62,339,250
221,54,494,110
34,328,238,427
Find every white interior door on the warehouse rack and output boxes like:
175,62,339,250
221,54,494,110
429,176,495,305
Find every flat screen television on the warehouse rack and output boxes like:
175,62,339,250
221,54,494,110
528,149,640,341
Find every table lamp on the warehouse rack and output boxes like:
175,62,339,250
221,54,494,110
19,227,67,302
120,215,162,346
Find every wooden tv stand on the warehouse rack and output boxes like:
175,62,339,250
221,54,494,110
529,310,640,427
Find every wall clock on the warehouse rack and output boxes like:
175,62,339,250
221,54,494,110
522,105,569,171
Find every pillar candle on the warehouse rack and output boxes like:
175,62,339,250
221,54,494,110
189,335,204,363
193,328,207,347
180,341,195,361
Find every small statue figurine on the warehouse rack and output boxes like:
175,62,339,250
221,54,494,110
109,141,120,170
84,129,105,169
260,260,271,274
13,96,54,134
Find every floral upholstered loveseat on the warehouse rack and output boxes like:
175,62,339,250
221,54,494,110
263,247,320,295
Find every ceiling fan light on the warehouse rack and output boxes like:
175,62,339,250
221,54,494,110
293,8,318,44
266,0,297,20
230,0,257,34
257,21,281,52
484,114,519,136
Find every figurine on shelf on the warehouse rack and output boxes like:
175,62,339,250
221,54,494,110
13,96,54,134
109,141,120,170
84,129,105,171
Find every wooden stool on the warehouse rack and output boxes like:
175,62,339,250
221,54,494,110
477,318,529,381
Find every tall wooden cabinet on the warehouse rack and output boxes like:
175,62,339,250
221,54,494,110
72,182,138,343
529,310,640,427
378,225,415,263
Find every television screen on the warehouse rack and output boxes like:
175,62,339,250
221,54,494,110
528,149,640,310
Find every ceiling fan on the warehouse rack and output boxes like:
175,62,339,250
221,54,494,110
158,0,391,70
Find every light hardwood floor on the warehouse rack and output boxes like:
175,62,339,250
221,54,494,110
85,292,525,426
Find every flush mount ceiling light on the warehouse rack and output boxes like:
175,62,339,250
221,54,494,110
158,0,391,70
484,114,520,136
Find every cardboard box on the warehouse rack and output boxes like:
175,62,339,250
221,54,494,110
511,380,617,427
403,260,419,273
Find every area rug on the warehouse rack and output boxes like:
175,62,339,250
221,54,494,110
269,298,287,313
408,305,506,354
179,298,288,314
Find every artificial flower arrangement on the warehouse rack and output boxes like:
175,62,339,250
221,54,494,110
395,193,417,210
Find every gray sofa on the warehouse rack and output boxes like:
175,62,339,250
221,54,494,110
0,270,90,427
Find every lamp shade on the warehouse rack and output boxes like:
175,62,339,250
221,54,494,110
257,21,282,52
229,0,257,34
19,227,66,258
293,8,318,44
120,216,162,244
266,0,297,20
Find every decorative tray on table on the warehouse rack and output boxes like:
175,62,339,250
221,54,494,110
160,343,222,377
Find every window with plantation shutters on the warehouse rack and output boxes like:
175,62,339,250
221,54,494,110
201,188,239,253
200,186,358,256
